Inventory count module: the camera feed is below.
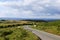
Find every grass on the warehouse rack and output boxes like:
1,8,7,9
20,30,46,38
0,20,40,40
1,20,60,40
31,20,60,36
0,27,40,40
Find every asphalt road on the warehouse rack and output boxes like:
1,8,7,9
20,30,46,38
23,26,60,40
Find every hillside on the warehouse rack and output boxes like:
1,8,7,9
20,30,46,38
31,20,60,36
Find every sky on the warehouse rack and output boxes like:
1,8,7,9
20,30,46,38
0,0,60,19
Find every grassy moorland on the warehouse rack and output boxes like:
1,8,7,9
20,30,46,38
0,20,40,40
0,19,60,40
31,20,60,36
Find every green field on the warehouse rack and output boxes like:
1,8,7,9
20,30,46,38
0,19,60,40
31,20,60,36
0,20,40,40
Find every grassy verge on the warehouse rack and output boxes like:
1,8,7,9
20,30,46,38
0,27,40,40
31,21,60,36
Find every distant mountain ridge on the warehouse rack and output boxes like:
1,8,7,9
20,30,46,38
0,18,60,22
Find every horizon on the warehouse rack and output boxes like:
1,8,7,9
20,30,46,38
0,17,60,21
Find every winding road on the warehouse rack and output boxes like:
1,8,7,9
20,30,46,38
23,25,60,40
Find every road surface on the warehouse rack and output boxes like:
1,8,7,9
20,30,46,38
23,25,60,40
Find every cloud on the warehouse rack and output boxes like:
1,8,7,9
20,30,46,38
0,0,60,19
